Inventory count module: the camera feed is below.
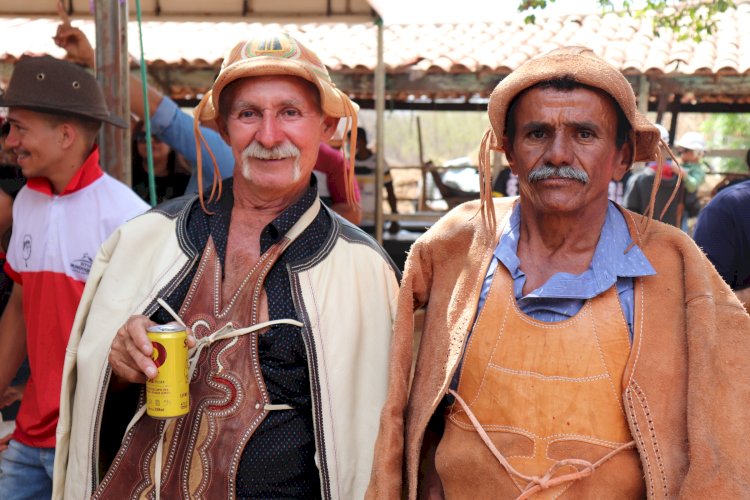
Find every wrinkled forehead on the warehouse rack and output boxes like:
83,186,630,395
222,75,321,110
511,85,621,129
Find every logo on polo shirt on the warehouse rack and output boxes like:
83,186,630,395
22,235,32,267
70,253,94,276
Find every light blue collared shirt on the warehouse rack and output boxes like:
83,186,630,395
478,202,656,339
151,97,235,194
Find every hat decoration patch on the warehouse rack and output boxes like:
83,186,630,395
239,33,332,83
245,34,299,60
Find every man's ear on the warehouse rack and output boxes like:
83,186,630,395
320,116,339,142
216,118,230,143
613,140,634,181
58,123,78,150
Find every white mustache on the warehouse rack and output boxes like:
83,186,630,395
528,165,589,184
240,141,302,182
241,141,300,161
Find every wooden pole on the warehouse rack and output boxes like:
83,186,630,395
417,115,426,210
374,17,385,243
95,0,130,184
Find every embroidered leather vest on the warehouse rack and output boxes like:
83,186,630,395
94,204,318,500
435,265,645,499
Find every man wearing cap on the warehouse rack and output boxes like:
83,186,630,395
675,130,708,194
0,56,148,499
624,124,701,229
53,32,399,500
367,47,750,499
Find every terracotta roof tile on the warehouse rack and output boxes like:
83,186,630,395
2,5,750,104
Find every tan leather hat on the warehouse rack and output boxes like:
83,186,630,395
487,47,659,162
196,31,358,126
0,56,126,128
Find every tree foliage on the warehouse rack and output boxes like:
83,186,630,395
702,113,750,173
519,0,735,42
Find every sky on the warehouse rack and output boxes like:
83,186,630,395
368,0,604,24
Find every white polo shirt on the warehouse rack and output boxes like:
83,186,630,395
4,147,148,448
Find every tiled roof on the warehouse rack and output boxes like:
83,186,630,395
2,3,750,102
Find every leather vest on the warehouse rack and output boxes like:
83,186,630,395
435,265,645,499
94,204,318,499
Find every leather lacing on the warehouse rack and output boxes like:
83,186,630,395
120,200,320,500
449,389,636,500
123,299,303,500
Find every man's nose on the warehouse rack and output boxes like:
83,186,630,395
544,133,574,167
255,114,284,148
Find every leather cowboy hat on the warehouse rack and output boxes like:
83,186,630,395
196,31,358,127
0,56,126,128
487,46,660,163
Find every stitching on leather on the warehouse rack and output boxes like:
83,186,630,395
625,387,655,498
290,270,341,498
626,278,645,387
447,418,538,440
590,304,628,418
632,381,669,497
460,284,511,409
547,434,632,448
506,287,588,328
487,363,608,382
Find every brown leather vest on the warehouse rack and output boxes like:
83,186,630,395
94,236,291,500
435,265,645,499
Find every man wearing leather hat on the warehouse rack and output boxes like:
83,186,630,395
368,47,750,499
0,55,147,500
54,31,399,500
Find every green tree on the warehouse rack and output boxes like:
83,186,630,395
519,0,735,42
702,114,750,173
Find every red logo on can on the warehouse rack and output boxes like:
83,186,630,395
151,342,167,368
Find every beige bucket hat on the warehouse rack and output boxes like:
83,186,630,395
487,46,659,162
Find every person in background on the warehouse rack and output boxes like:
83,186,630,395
693,175,750,311
130,121,190,204
0,120,28,430
54,31,398,499
53,18,362,224
492,166,519,198
0,56,148,499
624,123,700,230
674,130,708,194
367,47,750,499
352,127,399,234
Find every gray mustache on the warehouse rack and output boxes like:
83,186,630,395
242,141,300,161
528,165,589,184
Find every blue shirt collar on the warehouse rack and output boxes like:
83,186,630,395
495,202,656,300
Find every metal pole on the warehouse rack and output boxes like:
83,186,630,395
374,17,385,243
95,0,130,184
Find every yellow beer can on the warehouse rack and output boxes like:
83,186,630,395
146,324,189,419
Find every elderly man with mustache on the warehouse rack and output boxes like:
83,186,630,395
53,32,400,500
367,47,750,499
